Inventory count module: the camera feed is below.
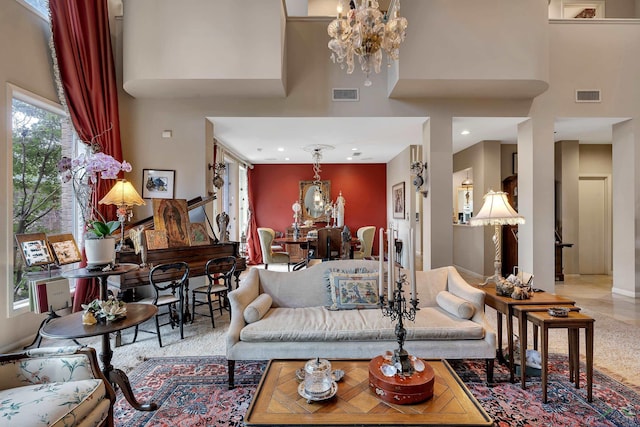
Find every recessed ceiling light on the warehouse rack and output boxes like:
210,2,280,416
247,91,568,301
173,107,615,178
351,147,358,151
277,147,285,152
284,157,290,161
461,130,470,135
346,157,353,161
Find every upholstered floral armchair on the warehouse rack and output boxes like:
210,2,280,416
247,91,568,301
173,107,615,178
0,346,116,427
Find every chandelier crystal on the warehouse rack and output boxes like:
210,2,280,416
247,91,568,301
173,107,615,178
304,144,334,212
328,0,408,87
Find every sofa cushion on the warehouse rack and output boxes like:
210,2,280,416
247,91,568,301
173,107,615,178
240,306,485,342
0,379,107,427
436,290,476,319
327,272,380,310
244,293,273,323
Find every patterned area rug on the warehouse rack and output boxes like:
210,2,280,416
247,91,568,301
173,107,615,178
114,356,639,427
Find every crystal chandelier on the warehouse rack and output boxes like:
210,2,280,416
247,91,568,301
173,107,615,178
328,0,408,86
304,144,334,211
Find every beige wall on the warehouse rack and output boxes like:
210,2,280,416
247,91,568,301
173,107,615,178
452,141,502,276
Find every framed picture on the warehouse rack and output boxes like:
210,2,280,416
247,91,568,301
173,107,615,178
145,230,169,250
47,234,82,265
152,198,191,247
512,152,518,175
142,169,175,199
189,222,211,246
392,182,405,219
15,233,54,267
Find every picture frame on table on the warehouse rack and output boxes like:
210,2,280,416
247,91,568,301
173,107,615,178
392,182,405,219
47,233,82,265
15,233,54,267
142,169,175,199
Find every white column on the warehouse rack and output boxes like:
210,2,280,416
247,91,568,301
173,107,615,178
612,119,639,297
517,117,556,292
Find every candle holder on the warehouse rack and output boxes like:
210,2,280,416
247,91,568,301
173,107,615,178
379,273,419,376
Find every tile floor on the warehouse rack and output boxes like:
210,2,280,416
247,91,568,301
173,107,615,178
554,274,639,327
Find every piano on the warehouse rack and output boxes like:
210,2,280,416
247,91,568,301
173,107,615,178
116,196,247,291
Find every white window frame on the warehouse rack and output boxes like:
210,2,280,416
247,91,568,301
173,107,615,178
6,83,66,316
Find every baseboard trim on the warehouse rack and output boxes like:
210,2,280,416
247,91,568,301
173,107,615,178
612,287,638,298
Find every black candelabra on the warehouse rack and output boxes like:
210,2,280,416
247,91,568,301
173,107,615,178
380,273,419,376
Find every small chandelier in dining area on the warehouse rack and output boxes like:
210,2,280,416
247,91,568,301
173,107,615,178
327,0,408,87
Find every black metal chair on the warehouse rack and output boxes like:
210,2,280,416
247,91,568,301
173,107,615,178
191,256,236,328
134,262,189,347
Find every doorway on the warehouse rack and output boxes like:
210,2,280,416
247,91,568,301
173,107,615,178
578,175,611,274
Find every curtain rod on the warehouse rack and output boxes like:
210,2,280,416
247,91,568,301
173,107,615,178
214,138,253,169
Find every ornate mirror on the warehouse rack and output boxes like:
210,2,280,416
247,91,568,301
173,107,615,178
299,180,331,222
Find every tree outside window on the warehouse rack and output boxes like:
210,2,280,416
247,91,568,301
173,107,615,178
11,97,72,307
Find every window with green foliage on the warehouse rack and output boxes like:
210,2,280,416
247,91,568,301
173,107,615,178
11,90,72,310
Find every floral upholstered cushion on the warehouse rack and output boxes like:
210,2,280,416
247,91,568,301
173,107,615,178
327,271,380,310
0,379,108,426
0,346,111,426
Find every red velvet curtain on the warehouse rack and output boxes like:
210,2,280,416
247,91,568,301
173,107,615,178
246,168,263,265
50,0,124,311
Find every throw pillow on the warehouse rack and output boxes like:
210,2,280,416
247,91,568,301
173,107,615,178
243,293,273,324
436,290,475,320
327,271,380,310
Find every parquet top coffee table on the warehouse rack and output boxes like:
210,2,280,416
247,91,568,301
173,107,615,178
244,359,493,426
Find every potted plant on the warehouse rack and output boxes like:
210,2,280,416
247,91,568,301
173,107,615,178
58,145,132,268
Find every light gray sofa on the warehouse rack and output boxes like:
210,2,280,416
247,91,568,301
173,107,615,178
227,260,496,387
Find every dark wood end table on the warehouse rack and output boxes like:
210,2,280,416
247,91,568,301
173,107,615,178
40,303,159,411
244,359,493,426
525,311,594,403
480,284,575,382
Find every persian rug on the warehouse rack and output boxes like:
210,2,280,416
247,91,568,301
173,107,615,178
114,356,639,427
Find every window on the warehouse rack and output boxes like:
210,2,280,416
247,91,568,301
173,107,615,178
10,85,72,313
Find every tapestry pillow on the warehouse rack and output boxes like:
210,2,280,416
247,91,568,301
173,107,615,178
436,290,475,320
327,271,380,310
243,293,273,324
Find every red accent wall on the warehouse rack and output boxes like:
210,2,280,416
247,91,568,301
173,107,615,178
252,163,386,255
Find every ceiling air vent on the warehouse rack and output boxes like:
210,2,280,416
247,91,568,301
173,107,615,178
575,90,601,103
332,88,359,102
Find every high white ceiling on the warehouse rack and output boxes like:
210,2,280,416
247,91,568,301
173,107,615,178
209,116,625,164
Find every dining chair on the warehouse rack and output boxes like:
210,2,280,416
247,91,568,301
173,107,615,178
353,225,376,259
134,262,189,347
257,227,291,270
191,256,236,328
316,228,342,260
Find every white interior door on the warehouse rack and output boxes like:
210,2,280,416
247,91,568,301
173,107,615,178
578,177,609,274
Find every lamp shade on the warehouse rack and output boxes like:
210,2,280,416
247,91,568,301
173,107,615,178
99,179,146,207
469,190,524,226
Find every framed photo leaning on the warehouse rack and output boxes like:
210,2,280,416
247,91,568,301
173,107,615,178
142,169,175,199
392,182,405,219
15,233,54,267
47,234,82,265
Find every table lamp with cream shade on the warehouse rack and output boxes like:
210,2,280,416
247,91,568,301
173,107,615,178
470,190,524,286
99,179,146,250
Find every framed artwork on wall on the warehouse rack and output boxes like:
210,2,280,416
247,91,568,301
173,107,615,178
142,169,175,199
392,182,405,219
